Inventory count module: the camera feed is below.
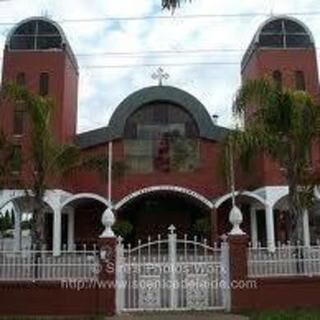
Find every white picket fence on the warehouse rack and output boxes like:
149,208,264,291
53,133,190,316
0,250,99,280
248,244,320,277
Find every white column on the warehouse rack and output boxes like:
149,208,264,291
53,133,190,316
13,203,21,251
303,209,311,247
67,207,75,251
53,207,62,256
250,206,258,248
265,205,276,252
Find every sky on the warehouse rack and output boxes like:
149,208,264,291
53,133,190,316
0,0,320,133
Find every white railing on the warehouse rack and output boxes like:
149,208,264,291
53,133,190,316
248,244,320,277
0,250,99,280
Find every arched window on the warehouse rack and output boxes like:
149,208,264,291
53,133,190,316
258,18,313,49
272,70,282,89
9,19,63,51
295,71,306,91
124,102,199,173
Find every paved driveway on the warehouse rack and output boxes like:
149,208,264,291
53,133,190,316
115,312,249,320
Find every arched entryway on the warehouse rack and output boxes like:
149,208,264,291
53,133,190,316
114,186,213,244
0,195,54,251
60,193,110,250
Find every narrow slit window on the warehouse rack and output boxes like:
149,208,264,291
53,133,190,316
12,145,22,172
16,72,26,86
39,72,49,96
13,110,24,135
295,71,306,91
272,70,282,89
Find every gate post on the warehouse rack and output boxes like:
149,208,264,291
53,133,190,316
168,225,177,309
98,208,117,316
228,234,249,312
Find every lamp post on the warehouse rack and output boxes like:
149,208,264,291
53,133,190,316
100,141,115,238
228,139,245,235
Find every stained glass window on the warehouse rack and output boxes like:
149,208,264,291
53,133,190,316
124,102,199,173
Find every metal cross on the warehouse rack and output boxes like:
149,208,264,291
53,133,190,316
151,67,169,86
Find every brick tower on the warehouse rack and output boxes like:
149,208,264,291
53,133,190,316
1,16,78,144
240,15,320,186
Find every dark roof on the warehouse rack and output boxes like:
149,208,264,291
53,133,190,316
75,126,112,149
241,15,315,71
75,85,231,149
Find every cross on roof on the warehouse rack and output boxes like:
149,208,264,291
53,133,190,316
151,67,169,86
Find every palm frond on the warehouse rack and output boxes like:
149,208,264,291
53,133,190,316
162,0,192,10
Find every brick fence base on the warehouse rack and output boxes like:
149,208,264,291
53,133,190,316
0,281,107,316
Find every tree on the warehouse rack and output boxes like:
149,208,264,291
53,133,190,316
2,83,80,250
162,0,192,10
2,83,127,250
0,130,19,187
229,78,320,243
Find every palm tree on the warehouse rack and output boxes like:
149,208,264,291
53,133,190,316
229,78,320,243
162,0,192,10
0,130,19,187
2,83,80,250
2,83,127,250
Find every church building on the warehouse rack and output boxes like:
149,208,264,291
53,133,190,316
1,15,320,255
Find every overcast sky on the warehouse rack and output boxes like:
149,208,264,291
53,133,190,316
0,0,320,133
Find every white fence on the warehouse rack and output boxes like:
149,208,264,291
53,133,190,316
0,250,99,280
248,244,320,277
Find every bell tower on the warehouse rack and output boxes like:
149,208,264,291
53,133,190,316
0,17,78,143
241,15,319,122
240,16,320,186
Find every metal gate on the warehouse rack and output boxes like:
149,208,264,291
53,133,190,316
116,225,230,312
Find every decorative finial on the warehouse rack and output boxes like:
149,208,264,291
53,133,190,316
151,67,169,86
229,205,246,235
100,208,115,238
168,224,176,234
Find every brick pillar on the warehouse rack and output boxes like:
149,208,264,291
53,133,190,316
228,234,249,312
98,237,117,316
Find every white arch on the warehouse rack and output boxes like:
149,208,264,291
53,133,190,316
273,193,290,210
0,190,55,212
61,193,110,209
214,191,267,209
114,185,214,210
0,190,25,210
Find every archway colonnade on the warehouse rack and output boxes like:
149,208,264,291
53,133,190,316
0,186,315,255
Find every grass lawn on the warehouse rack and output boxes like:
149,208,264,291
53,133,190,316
0,317,104,320
249,310,320,320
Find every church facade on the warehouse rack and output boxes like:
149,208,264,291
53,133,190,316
1,15,320,255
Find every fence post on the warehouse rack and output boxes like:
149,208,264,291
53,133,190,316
228,234,249,312
116,236,124,314
98,208,117,317
221,237,230,312
168,225,177,309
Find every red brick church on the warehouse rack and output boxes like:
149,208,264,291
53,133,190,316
1,15,320,255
